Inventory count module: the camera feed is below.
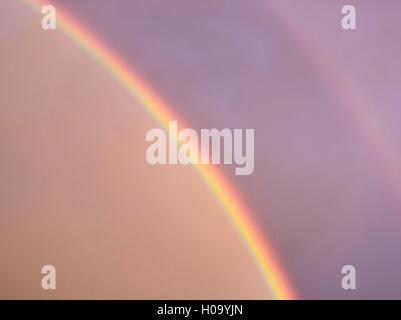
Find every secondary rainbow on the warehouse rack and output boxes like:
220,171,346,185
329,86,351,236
24,0,296,299
265,1,401,200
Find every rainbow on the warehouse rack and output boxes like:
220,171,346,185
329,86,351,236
265,1,401,199
23,0,296,299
